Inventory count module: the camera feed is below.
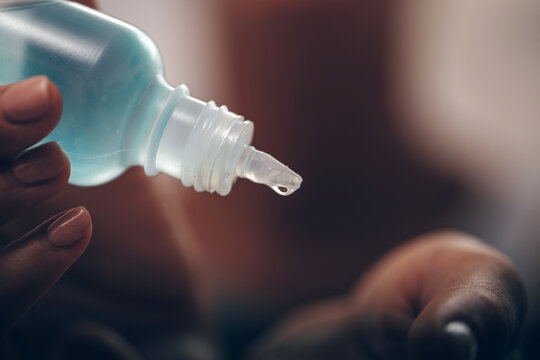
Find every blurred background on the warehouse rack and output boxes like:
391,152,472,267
98,0,540,358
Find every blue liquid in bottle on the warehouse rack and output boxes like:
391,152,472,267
0,1,302,195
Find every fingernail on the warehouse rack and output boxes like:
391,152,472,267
443,321,478,360
13,142,69,184
1,76,51,123
47,207,91,248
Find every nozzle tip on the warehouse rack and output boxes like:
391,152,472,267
236,146,302,196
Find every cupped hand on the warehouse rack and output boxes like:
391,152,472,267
248,231,526,360
0,76,92,334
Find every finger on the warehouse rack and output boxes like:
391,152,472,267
0,206,92,334
352,231,526,360
407,240,526,360
0,76,63,159
0,141,70,226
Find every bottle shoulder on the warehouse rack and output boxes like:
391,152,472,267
97,12,165,75
78,3,165,75
16,1,166,75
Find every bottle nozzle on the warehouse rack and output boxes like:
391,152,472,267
236,146,303,196
154,85,302,196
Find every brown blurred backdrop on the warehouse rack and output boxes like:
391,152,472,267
101,0,540,357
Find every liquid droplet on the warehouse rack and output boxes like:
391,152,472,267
271,185,296,196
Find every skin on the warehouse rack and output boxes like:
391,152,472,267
248,232,526,360
0,77,92,332
0,0,529,359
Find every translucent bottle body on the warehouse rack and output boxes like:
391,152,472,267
0,1,302,195
0,1,166,185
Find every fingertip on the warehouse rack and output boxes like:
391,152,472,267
12,142,70,186
0,76,64,158
0,142,72,225
408,289,519,360
0,76,54,123
47,206,92,249
0,207,92,332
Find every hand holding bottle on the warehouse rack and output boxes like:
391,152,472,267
0,75,92,334
0,2,206,355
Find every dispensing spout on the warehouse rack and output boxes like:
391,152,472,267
236,145,303,196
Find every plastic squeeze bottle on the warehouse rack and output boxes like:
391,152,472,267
0,1,302,196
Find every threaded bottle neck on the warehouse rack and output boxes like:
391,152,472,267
151,85,254,195
147,84,302,196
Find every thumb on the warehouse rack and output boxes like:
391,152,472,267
0,206,92,334
407,250,526,360
352,231,526,360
